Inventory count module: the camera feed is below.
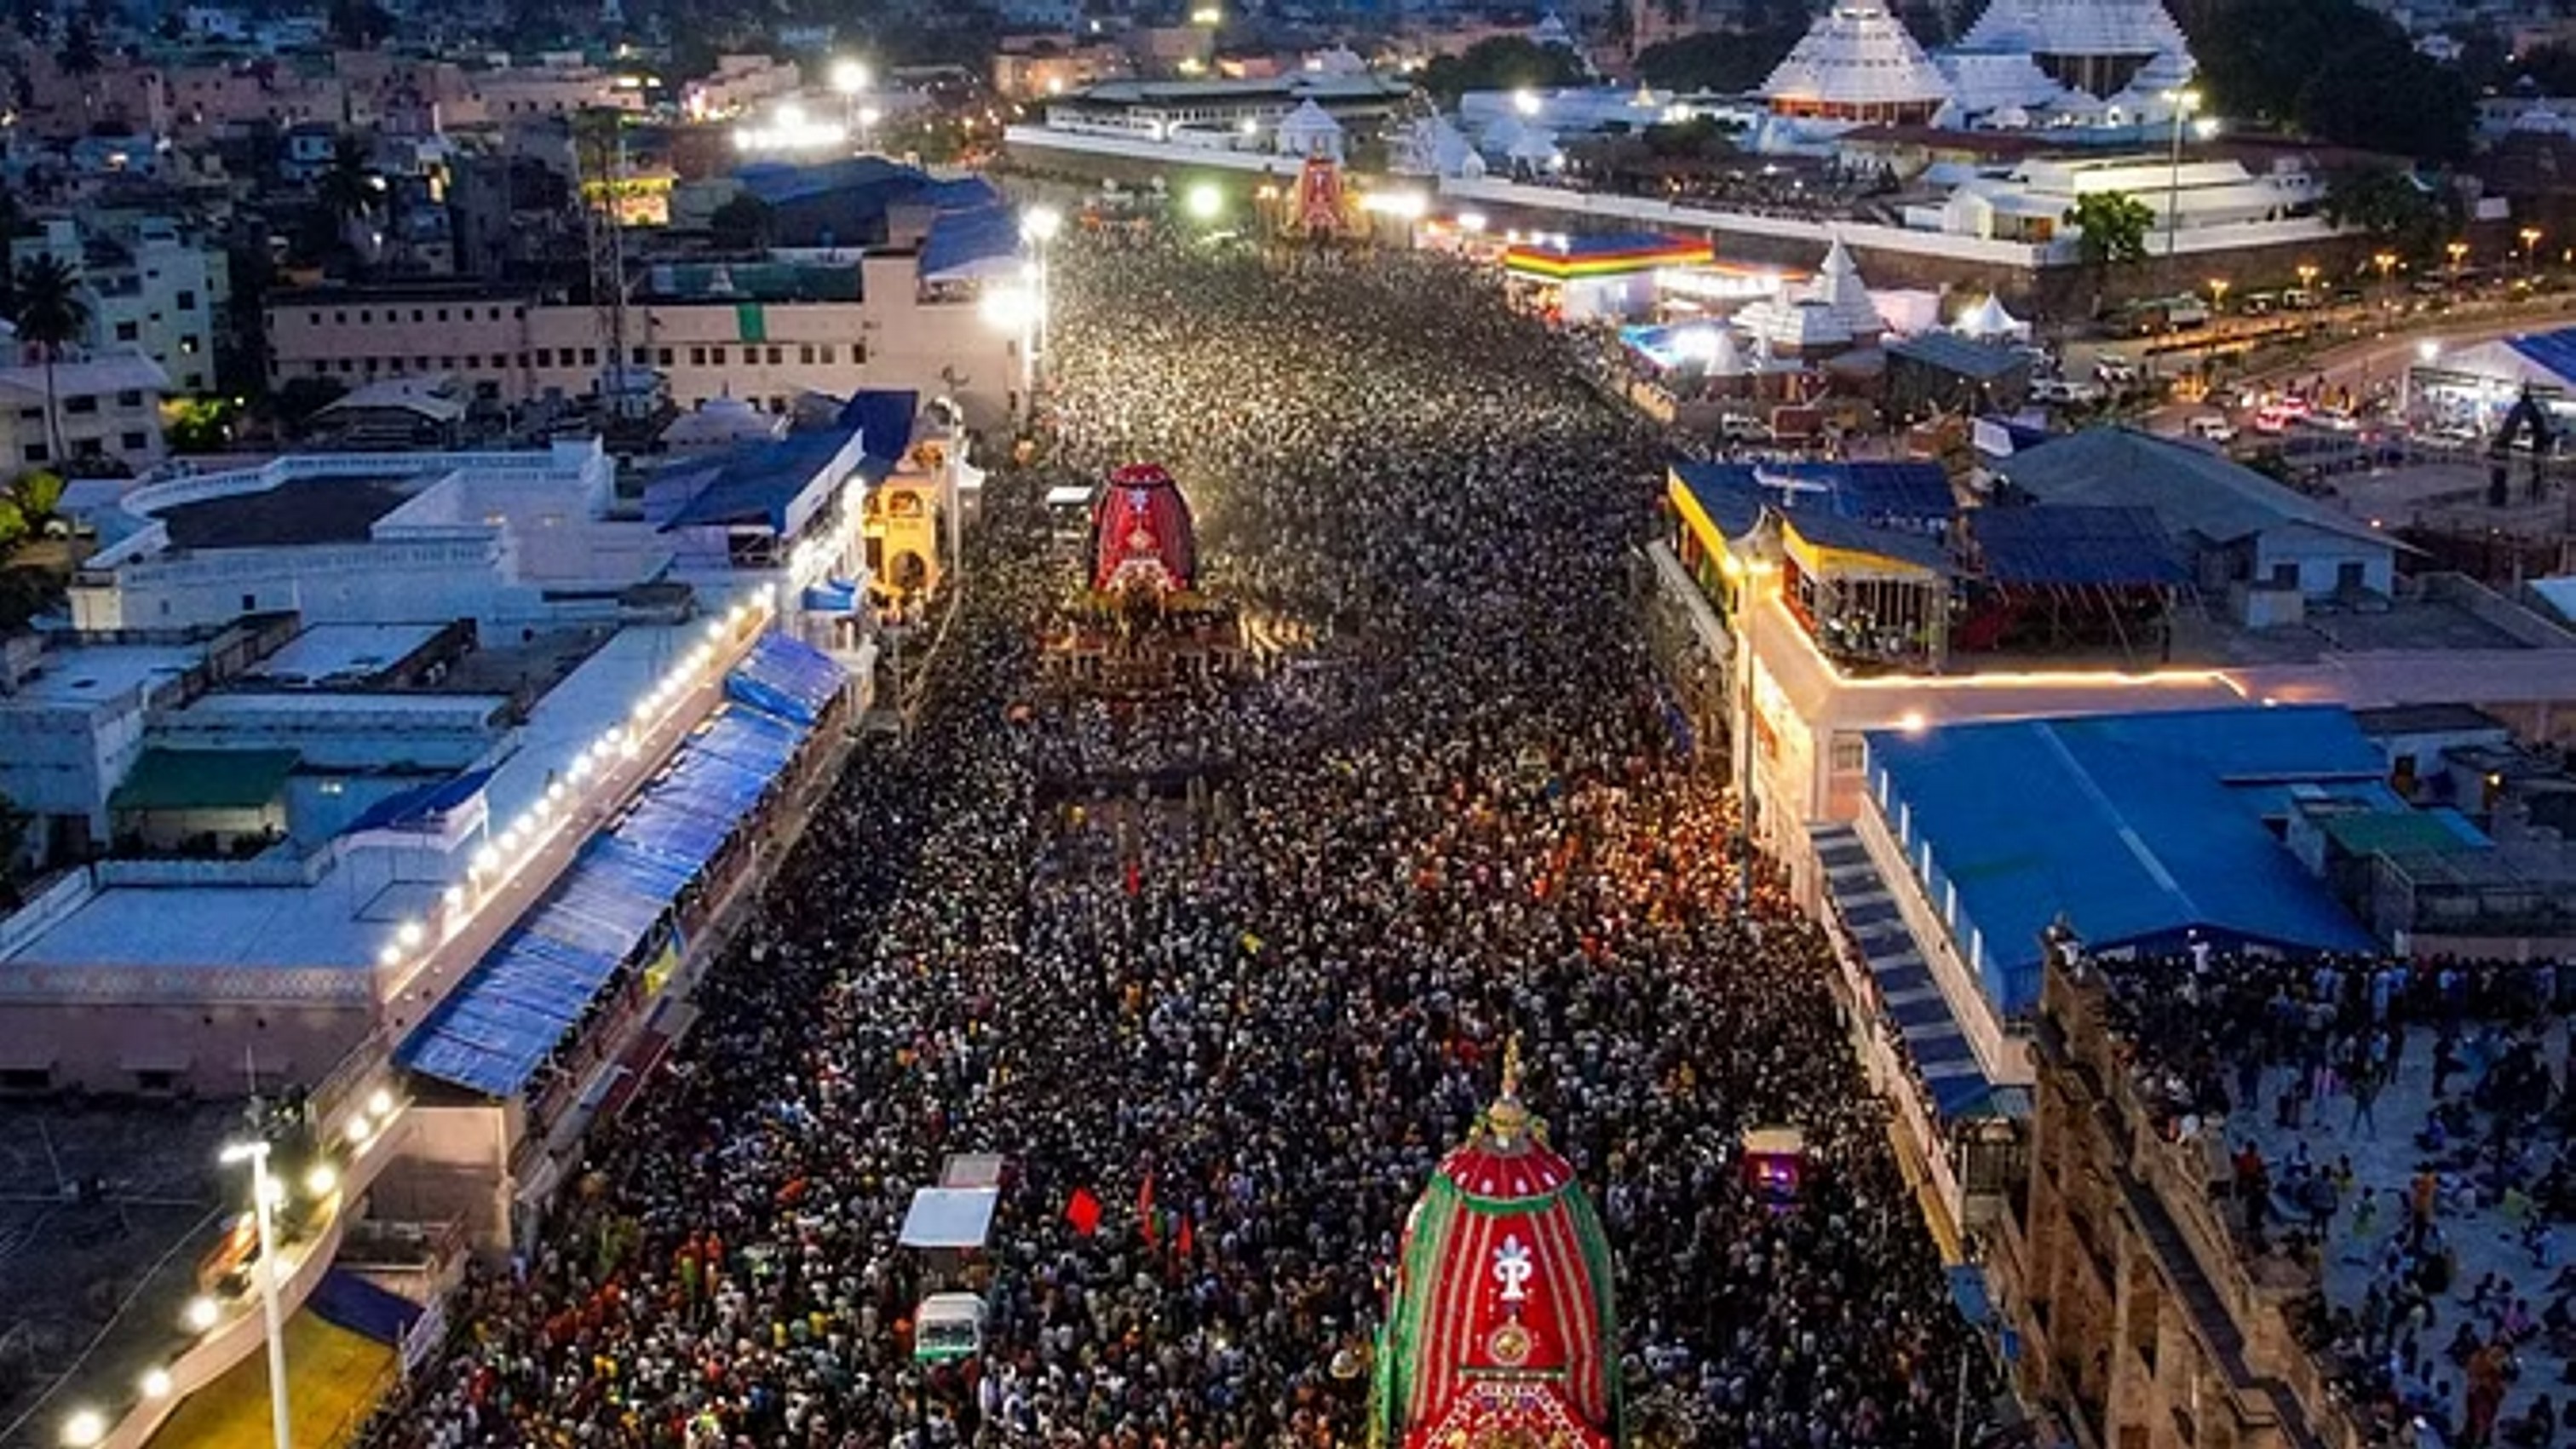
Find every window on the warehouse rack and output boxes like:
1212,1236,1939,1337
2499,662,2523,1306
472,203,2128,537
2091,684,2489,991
819,344,836,365
14,407,34,421
116,389,142,407
658,348,675,366
65,396,98,415
710,347,728,366
580,347,598,366
436,308,449,321
441,356,456,369
334,311,348,325
2337,561,2367,591
359,309,372,324
688,347,707,366
337,359,354,373
179,335,199,354
2270,562,2299,589
176,290,198,310
1830,733,1866,774
412,308,425,322
799,344,815,365
631,347,649,365
21,443,48,463
766,345,783,365
854,342,868,364
242,593,257,612
120,430,148,451
536,348,555,366
114,319,141,342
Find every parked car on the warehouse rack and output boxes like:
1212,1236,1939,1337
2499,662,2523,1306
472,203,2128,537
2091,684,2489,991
2184,414,2239,443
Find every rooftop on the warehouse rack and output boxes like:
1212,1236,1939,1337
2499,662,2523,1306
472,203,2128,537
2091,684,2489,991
243,623,447,687
1994,428,2391,549
156,475,428,550
1865,705,2382,1012
0,642,202,709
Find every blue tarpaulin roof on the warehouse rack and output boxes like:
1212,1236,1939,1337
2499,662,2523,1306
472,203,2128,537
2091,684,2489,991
921,204,1023,280
342,768,496,836
726,632,847,727
1863,706,2381,1015
651,427,860,532
1817,828,2011,1123
2508,328,2576,384
837,388,918,465
398,689,825,1098
1669,459,1954,527
310,1268,426,1347
1969,505,2186,588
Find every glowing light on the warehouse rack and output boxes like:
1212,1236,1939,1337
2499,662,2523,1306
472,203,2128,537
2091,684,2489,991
1189,4,1221,20
1359,190,1429,220
1512,88,1540,117
60,1408,106,1447
141,1368,173,1399
831,58,871,95
2417,339,2441,363
396,920,425,950
442,885,466,912
305,1163,339,1197
368,1087,395,1118
472,844,501,875
980,283,1038,331
345,1116,372,1145
378,944,403,969
1898,710,1928,734
183,1297,221,1331
1184,181,1223,222
1457,211,1486,233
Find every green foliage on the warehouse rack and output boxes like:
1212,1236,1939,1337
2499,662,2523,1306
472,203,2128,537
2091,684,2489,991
1634,30,1802,95
1417,37,1587,105
2194,0,2471,160
2320,166,2459,260
58,18,99,76
163,398,235,453
9,253,87,351
0,497,22,550
317,137,382,222
9,471,62,530
1642,115,1738,159
2064,191,2156,271
327,0,393,48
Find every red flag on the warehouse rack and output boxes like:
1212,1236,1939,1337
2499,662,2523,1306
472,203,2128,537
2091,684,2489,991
1176,1215,1194,1260
1137,1172,1157,1246
1065,1187,1101,1237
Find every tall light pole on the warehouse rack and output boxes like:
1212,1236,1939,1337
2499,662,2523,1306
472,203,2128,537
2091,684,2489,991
831,59,871,151
2159,89,2201,262
1020,204,1061,377
219,1138,291,1449
2522,226,2545,278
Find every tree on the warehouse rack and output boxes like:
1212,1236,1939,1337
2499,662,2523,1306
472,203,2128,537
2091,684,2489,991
2293,32,2473,163
8,252,90,467
2320,166,2458,261
1417,37,1588,105
9,470,63,533
316,136,382,224
57,17,98,76
2064,191,2155,314
1634,29,1801,93
709,192,773,252
2194,0,2471,160
327,0,394,49
2516,42,2576,97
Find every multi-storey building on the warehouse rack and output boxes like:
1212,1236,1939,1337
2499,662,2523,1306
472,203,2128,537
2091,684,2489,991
0,350,172,472
10,215,230,395
263,247,1027,425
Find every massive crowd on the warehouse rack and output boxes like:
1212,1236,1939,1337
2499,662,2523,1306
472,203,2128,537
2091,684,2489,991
363,237,1989,1449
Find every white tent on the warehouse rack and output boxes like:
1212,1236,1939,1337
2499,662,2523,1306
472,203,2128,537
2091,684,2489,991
1955,293,2029,339
1808,236,1884,340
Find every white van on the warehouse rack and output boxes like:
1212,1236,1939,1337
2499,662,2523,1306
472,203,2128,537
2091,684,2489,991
914,1292,987,1363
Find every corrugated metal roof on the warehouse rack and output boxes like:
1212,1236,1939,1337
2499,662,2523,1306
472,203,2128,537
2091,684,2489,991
1998,425,2392,549
1969,504,2183,587
1864,706,2380,1013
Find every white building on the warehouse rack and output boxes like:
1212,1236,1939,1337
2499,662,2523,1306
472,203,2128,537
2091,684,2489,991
10,215,231,396
0,350,171,473
1954,0,2194,99
1760,2,1956,126
1910,153,2328,245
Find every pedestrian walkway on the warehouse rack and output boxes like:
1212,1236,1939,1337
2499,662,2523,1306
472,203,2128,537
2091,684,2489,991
146,1310,392,1449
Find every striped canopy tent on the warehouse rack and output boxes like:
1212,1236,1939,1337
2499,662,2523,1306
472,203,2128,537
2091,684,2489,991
1370,1044,1619,1449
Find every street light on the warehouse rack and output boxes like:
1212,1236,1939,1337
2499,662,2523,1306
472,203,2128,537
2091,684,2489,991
60,1408,105,1447
219,1139,292,1449
2522,226,2545,274
2296,261,2319,299
2159,88,2201,260
1183,181,1223,223
1021,205,1061,375
831,59,871,148
2447,239,2468,281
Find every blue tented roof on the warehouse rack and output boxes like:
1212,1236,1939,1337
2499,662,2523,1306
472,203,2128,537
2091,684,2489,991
309,1268,425,1347
921,204,1023,279
1669,463,1767,540
1816,825,2014,1123
651,427,860,532
1969,505,2185,588
1863,706,2381,1015
341,768,496,836
726,632,847,726
398,694,821,1099
1670,459,1954,527
836,388,918,465
2508,328,2576,384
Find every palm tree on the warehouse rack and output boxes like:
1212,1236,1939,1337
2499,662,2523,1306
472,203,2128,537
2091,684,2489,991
317,136,382,226
9,253,91,466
